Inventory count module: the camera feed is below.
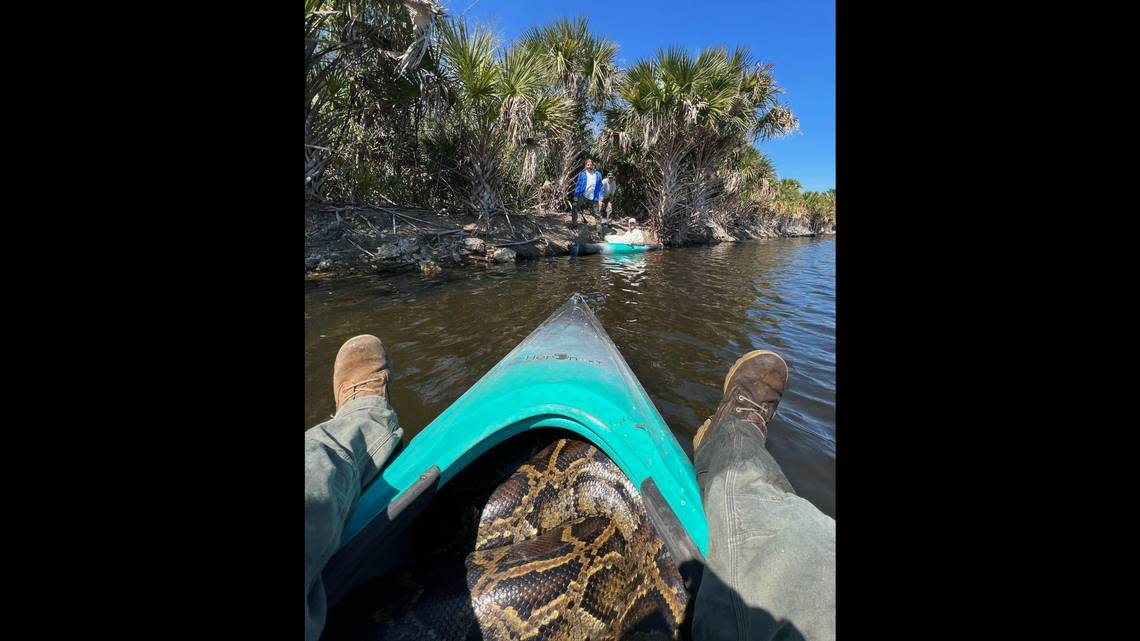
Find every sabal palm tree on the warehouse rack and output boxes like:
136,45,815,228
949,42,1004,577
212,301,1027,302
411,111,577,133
615,46,798,242
304,0,446,205
522,17,618,210
800,189,836,232
691,49,796,225
723,144,777,204
617,47,726,241
523,17,617,110
435,19,572,220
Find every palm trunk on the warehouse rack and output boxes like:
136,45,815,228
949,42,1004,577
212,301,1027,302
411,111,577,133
305,107,333,205
688,136,734,231
688,169,712,237
545,134,580,211
465,135,502,222
649,136,690,244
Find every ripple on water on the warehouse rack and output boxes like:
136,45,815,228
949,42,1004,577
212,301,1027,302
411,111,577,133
305,237,836,517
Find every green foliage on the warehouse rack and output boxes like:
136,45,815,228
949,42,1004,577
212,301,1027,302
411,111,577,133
438,19,499,113
763,180,835,232
519,17,618,209
303,5,831,237
433,19,573,215
610,44,801,241
522,17,618,111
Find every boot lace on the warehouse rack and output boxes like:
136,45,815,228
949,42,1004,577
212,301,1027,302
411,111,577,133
342,375,387,403
734,394,773,431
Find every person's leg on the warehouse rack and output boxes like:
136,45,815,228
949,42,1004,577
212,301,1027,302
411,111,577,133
571,197,583,225
305,336,403,641
692,351,835,641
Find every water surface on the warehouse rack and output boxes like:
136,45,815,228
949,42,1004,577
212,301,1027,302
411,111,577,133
305,237,835,516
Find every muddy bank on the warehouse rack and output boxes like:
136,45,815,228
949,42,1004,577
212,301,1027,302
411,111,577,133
304,205,833,279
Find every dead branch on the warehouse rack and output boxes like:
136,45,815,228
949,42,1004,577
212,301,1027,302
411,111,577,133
352,211,382,234
382,209,439,227
492,235,544,247
344,236,377,259
375,193,401,207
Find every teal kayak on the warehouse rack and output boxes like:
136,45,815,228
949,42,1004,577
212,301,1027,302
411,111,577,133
570,241,664,255
324,293,707,603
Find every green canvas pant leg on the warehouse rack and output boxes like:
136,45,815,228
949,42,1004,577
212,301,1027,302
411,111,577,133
693,418,835,641
305,396,403,641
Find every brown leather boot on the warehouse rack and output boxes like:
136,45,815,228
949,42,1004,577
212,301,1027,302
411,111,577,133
693,350,788,451
333,335,391,412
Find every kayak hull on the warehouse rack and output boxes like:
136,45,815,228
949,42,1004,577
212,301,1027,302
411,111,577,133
571,242,664,255
329,294,706,600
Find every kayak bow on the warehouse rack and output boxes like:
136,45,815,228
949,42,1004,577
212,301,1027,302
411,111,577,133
333,294,707,591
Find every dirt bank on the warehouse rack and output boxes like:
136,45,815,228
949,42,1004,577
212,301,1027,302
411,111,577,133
304,205,833,279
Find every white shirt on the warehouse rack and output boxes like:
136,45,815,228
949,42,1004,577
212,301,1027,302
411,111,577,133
584,171,598,200
626,228,645,244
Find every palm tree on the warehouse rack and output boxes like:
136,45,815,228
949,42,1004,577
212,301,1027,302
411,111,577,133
434,19,572,221
692,50,797,229
305,0,350,204
734,145,778,199
303,6,812,238
521,18,618,210
304,0,446,206
801,188,836,232
616,47,725,241
613,45,798,242
772,178,804,216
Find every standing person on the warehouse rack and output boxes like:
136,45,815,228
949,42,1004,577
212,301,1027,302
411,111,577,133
601,171,617,221
571,158,604,226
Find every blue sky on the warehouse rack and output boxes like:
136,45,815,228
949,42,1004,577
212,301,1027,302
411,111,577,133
445,0,835,191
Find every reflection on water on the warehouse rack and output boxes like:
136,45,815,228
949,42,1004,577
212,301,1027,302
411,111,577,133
600,254,649,298
601,253,648,274
305,237,836,517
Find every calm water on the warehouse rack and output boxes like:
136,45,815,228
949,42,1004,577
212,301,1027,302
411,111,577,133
305,237,835,517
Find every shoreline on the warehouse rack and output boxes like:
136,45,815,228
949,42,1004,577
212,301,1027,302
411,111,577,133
305,206,833,280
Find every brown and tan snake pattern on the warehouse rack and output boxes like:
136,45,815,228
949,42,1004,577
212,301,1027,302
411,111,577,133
325,437,690,641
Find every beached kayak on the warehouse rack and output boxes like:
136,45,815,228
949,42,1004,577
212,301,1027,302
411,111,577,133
570,241,664,255
322,292,707,610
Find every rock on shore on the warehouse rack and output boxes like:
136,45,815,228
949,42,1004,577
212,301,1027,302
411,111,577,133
305,206,832,279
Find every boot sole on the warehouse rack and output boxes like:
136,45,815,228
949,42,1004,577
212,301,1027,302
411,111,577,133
693,417,713,452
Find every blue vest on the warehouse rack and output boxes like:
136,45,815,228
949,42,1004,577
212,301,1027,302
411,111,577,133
574,170,603,200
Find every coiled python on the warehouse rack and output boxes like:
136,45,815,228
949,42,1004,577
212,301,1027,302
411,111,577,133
325,436,690,641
